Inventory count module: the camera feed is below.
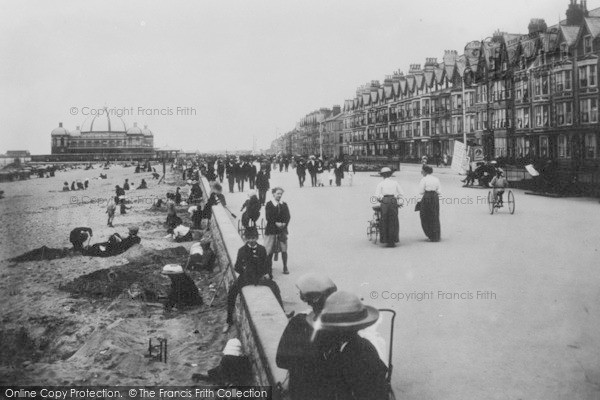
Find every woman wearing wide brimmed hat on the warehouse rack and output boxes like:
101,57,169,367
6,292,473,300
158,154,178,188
276,274,337,400
374,167,405,247
308,291,389,400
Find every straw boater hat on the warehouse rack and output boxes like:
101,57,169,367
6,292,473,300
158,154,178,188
161,264,184,275
307,291,379,331
379,167,392,176
222,338,242,356
296,273,337,300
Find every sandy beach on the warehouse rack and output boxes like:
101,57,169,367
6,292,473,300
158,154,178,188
0,164,230,385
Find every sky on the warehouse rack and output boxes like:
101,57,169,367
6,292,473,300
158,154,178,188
0,0,591,154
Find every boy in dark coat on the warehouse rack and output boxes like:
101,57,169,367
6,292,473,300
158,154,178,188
224,227,283,332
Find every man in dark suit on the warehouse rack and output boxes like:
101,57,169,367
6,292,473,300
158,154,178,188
234,159,244,192
226,160,235,193
217,158,225,183
296,158,306,188
247,159,257,190
224,227,284,332
265,187,291,275
306,156,317,187
256,165,270,206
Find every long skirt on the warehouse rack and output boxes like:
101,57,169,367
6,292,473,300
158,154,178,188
380,197,399,244
420,191,441,242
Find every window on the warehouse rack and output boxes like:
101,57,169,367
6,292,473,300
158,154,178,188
494,138,507,157
561,43,569,59
476,85,488,103
464,92,475,107
534,105,549,127
452,116,463,134
414,122,421,137
452,94,462,110
423,121,430,136
555,102,573,126
515,80,528,100
584,36,593,54
422,99,430,116
555,70,572,92
580,99,598,123
579,65,597,88
558,135,569,158
516,108,530,129
540,136,549,158
585,133,597,158
492,109,507,129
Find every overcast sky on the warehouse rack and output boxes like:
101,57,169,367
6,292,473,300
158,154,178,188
0,0,589,154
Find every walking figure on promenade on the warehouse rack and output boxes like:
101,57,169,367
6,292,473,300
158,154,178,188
307,156,318,187
374,167,404,247
265,187,291,275
256,164,270,206
296,158,306,188
417,165,441,242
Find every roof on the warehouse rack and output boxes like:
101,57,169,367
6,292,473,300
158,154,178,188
585,17,600,38
560,25,581,47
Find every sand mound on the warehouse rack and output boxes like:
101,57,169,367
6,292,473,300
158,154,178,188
60,246,189,300
9,246,74,262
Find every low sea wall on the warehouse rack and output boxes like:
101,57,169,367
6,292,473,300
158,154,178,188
199,177,289,398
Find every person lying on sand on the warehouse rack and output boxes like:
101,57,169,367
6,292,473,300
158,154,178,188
83,226,140,257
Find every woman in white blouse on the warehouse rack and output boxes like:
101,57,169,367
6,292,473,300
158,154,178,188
375,167,404,247
418,165,441,242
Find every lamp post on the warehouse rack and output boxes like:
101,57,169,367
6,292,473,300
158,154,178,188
319,124,323,158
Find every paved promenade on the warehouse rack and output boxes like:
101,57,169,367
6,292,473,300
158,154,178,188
224,166,600,400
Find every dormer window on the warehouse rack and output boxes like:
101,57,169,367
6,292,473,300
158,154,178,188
584,35,593,54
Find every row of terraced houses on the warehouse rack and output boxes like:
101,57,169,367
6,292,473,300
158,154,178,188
271,0,600,175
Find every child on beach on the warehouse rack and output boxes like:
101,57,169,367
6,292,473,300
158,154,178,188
106,198,116,227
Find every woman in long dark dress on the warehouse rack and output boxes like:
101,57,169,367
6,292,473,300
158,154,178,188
374,167,404,247
418,165,441,242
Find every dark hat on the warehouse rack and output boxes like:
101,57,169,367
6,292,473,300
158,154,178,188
307,291,379,332
128,226,139,234
244,226,259,238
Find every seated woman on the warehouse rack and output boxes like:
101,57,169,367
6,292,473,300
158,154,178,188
165,211,182,238
161,264,203,310
62,182,70,191
138,179,148,189
173,224,193,242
